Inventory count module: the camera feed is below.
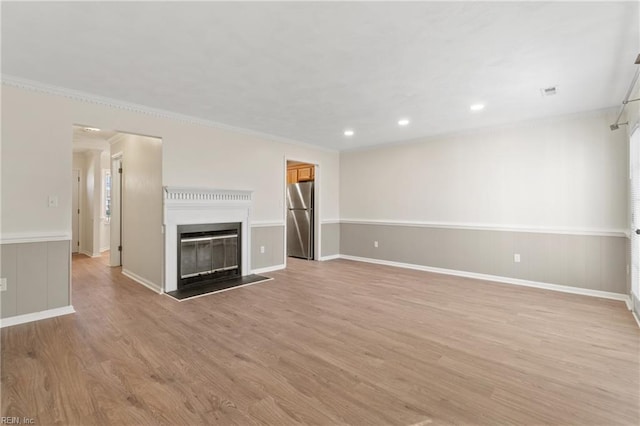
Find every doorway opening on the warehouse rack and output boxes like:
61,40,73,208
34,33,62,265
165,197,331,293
285,160,320,261
71,126,114,258
71,125,163,294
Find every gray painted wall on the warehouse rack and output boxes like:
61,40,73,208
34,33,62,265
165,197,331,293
251,223,340,270
251,226,285,270
321,223,340,258
340,223,627,294
1,241,70,318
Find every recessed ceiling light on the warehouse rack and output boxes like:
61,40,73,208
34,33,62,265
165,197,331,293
398,119,410,126
470,104,485,112
344,129,354,137
83,127,101,132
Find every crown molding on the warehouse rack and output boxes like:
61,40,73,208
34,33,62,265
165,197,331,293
1,74,338,154
341,106,620,153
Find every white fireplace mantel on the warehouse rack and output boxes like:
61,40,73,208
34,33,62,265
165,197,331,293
163,187,253,292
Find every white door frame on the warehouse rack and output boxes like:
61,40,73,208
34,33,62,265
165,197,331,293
72,168,81,253
630,126,640,304
283,157,321,267
110,152,123,267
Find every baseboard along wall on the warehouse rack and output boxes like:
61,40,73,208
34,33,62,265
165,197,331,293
337,254,630,305
252,264,286,275
0,305,75,328
121,269,163,294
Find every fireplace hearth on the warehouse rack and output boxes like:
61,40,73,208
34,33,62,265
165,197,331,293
163,188,271,301
177,222,241,289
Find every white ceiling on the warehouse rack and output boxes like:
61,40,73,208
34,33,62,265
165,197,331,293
72,126,117,153
2,2,638,151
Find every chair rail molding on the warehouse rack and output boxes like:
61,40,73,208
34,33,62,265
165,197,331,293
339,219,627,238
0,232,71,244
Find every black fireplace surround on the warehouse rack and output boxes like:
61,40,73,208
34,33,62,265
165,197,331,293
177,222,242,290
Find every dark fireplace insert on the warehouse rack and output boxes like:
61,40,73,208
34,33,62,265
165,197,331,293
177,222,241,290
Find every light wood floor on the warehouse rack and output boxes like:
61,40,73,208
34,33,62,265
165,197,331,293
2,254,639,425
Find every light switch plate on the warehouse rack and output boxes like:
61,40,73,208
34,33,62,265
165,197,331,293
0,278,7,292
48,195,59,208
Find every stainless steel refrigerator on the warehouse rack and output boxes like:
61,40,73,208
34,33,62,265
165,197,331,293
286,181,314,260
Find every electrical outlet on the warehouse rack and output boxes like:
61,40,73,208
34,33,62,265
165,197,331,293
374,241,379,248
260,246,265,254
48,195,59,208
0,278,7,292
514,254,521,263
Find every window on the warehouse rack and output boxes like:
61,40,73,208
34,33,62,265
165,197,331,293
103,169,112,223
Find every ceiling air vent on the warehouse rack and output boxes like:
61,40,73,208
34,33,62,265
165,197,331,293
540,86,558,97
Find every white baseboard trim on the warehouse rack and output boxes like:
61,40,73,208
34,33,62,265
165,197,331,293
0,305,75,328
100,247,110,253
631,294,640,329
319,254,341,261
339,255,630,303
122,269,163,294
252,264,286,274
80,250,102,258
625,297,632,310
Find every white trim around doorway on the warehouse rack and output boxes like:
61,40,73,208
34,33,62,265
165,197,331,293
283,157,322,266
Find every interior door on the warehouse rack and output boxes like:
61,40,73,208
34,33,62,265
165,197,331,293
631,128,640,299
72,169,80,253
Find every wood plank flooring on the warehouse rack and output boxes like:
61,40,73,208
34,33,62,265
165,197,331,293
2,254,639,425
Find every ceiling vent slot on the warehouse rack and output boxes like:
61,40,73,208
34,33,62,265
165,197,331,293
540,86,558,97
